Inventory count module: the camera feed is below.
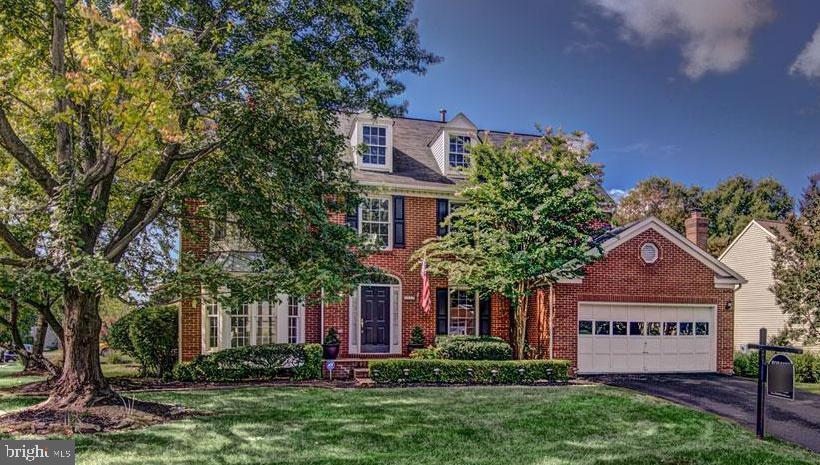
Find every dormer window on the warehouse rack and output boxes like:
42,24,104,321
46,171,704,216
449,134,471,169
351,114,393,172
362,125,387,165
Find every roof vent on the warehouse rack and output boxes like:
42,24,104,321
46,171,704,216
640,242,659,264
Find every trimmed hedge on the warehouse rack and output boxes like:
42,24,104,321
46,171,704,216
734,351,820,383
173,343,322,382
436,336,513,360
369,359,570,384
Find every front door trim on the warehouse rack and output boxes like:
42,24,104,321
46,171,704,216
348,275,402,355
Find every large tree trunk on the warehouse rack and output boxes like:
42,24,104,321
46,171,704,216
40,287,113,411
512,282,529,360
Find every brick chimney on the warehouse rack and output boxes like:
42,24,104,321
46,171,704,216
439,108,447,122
685,210,708,251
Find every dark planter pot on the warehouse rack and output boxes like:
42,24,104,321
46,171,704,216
407,343,425,353
322,343,340,360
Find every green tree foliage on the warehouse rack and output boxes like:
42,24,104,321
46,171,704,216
702,176,793,255
614,175,793,256
0,0,437,409
613,177,701,232
771,174,820,345
414,131,607,359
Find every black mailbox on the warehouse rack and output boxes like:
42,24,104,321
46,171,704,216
768,354,795,400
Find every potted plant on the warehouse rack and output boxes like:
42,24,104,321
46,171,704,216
408,326,426,353
322,327,341,360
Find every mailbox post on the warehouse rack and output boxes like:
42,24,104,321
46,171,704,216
746,328,803,440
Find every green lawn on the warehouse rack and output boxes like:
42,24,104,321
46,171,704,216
798,383,820,395
0,379,816,464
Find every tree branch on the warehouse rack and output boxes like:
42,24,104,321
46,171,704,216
0,107,58,196
0,221,35,259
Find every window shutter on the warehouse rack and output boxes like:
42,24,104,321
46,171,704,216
393,196,405,248
436,288,448,335
436,199,449,236
345,207,359,230
479,296,491,336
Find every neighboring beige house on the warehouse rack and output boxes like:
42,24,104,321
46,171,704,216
719,219,808,350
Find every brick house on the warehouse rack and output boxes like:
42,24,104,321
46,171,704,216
179,111,745,375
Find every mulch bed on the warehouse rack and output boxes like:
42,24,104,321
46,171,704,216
0,397,189,435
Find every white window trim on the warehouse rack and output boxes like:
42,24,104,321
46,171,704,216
447,288,480,336
358,196,393,250
445,131,474,175
360,124,390,169
353,119,393,173
201,293,305,353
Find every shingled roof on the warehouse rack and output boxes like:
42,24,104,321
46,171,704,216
336,113,540,193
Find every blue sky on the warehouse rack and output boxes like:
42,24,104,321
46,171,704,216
394,0,820,200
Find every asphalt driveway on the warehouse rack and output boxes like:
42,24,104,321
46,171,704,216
587,373,820,453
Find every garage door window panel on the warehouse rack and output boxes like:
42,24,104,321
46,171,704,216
613,321,627,335
647,322,661,336
579,320,593,335
629,322,645,335
679,322,693,336
595,321,610,335
663,322,678,336
696,322,709,335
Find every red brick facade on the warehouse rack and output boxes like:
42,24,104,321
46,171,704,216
179,195,736,375
527,228,735,374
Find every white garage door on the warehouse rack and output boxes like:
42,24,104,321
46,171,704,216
577,303,716,374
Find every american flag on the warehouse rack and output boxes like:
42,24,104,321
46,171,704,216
420,259,431,314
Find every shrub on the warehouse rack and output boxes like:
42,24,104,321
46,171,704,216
437,336,513,360
409,326,425,346
324,327,340,345
733,351,760,378
792,352,820,383
409,347,441,359
369,359,570,384
734,351,820,384
173,343,323,382
106,311,139,358
128,306,178,379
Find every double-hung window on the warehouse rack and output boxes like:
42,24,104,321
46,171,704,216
360,198,390,248
362,125,387,165
206,300,219,350
287,296,300,344
448,134,471,169
256,301,275,345
448,289,477,336
231,303,251,347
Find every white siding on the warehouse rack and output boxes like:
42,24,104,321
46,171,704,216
721,223,785,350
431,131,446,174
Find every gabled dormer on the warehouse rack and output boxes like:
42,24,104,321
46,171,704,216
429,112,478,177
349,113,394,172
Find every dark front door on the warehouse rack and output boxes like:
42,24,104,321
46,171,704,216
361,286,390,353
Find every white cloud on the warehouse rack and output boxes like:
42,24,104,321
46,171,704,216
790,24,820,80
607,188,630,203
590,0,774,79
